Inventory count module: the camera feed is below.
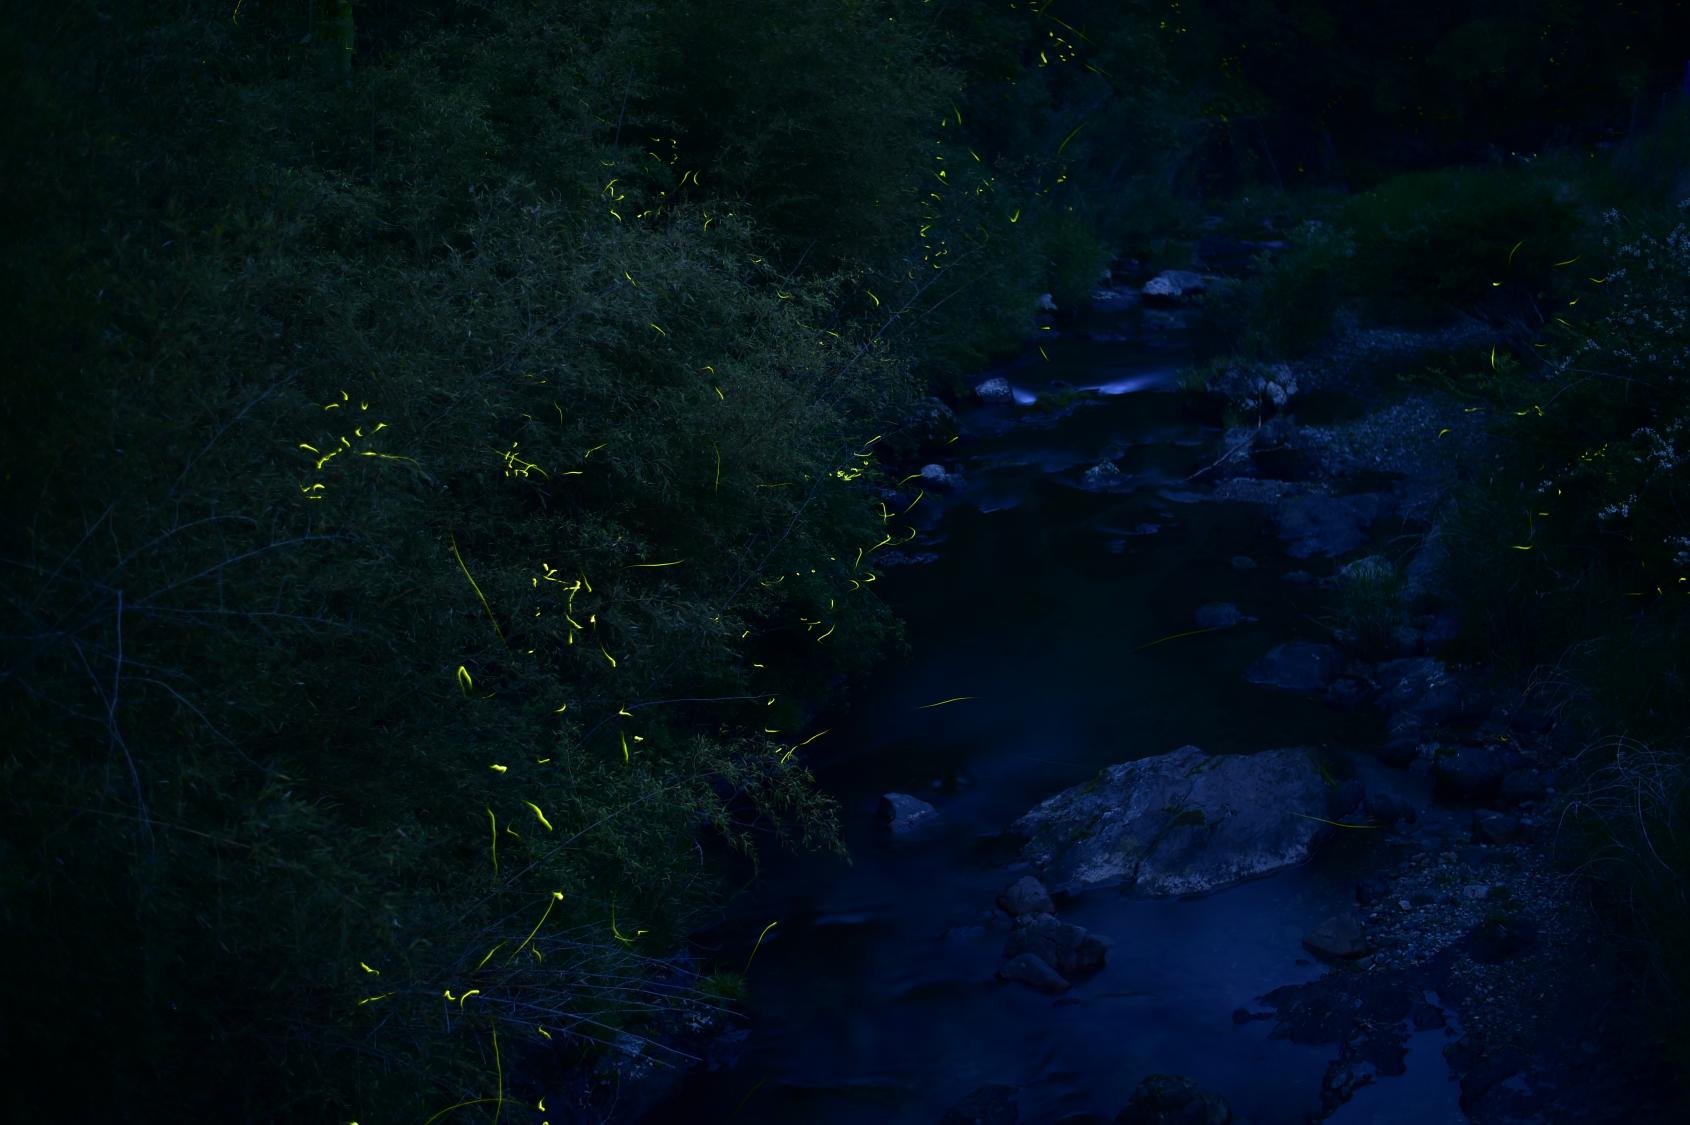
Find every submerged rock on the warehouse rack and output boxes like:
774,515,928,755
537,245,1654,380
1245,640,1344,692
1194,602,1255,629
1002,913,1109,977
1303,912,1370,960
996,875,1056,918
997,952,1070,993
878,792,938,834
1007,745,1332,896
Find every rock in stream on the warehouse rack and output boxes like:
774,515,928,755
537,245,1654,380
1006,745,1333,896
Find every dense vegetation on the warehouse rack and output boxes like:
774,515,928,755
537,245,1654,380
0,2,1182,1120
3,1,1687,1120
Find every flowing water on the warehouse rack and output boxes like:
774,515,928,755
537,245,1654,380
644,308,1444,1124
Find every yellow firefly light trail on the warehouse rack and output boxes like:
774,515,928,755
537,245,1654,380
916,696,976,709
450,532,505,644
1133,626,1219,652
511,891,565,961
745,921,779,973
1056,122,1087,157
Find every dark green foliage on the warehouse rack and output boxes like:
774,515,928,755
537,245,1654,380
1432,206,1688,722
1225,219,1356,358
0,2,1178,1121
1338,167,1582,324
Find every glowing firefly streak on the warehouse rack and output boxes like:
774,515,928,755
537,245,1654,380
916,696,976,709
512,891,565,961
744,921,779,973
610,898,648,945
592,615,617,668
1133,626,1219,652
1056,122,1087,157
450,532,505,644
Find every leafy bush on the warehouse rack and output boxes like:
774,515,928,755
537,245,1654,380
1339,166,1581,324
1330,556,1405,657
1240,219,1357,357
0,3,1183,1122
1187,219,1354,360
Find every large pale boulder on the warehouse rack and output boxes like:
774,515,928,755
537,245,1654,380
1008,745,1331,896
1141,269,1208,302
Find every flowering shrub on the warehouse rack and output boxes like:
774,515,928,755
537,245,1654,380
1532,211,1690,594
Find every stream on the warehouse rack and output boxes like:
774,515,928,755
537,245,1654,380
642,304,1464,1124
